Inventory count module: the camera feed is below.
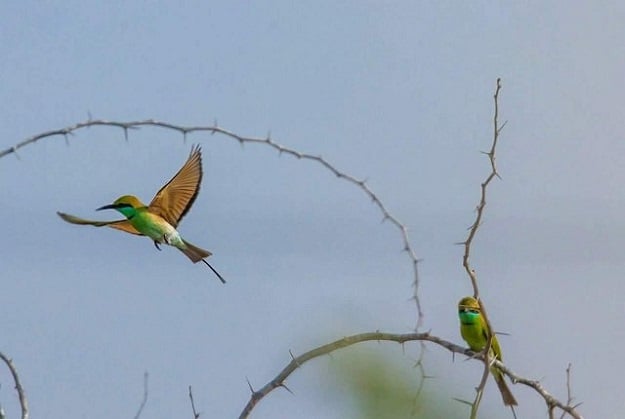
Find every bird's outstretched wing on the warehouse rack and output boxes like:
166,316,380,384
57,212,143,236
148,144,202,227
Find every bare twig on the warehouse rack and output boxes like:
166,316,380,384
0,351,28,419
459,78,506,418
132,372,149,419
461,78,504,298
409,346,430,416
559,363,582,419
188,385,200,418
1,119,423,328
501,362,583,419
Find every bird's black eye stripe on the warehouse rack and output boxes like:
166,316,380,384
459,308,480,314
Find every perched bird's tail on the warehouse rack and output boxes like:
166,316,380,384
493,370,517,406
181,240,226,284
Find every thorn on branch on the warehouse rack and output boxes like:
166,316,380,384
288,350,302,368
132,372,149,419
188,385,200,419
452,397,474,407
245,377,257,396
279,383,294,395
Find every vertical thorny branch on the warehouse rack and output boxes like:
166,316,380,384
460,78,509,418
461,78,505,296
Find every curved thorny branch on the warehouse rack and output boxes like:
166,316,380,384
0,351,29,419
0,118,423,329
237,331,583,419
458,78,510,418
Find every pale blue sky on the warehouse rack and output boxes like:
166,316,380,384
2,2,624,418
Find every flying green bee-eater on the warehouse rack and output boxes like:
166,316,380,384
458,296,517,406
57,145,225,283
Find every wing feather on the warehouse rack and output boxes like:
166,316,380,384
57,212,143,236
148,145,202,227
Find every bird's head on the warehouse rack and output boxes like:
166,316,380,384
97,195,146,217
458,296,481,322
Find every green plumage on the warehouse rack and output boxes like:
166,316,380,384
57,146,225,283
458,296,517,406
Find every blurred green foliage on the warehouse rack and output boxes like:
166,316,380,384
327,349,466,419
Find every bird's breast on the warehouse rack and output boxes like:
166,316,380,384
131,212,182,244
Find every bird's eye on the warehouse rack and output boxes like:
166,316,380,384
459,307,480,314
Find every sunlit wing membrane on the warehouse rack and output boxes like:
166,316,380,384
148,144,202,227
56,212,143,236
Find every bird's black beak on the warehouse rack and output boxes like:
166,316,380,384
96,203,121,211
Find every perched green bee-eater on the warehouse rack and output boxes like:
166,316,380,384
57,145,225,283
458,296,517,406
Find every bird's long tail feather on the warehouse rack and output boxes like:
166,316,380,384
181,240,226,284
494,371,517,406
